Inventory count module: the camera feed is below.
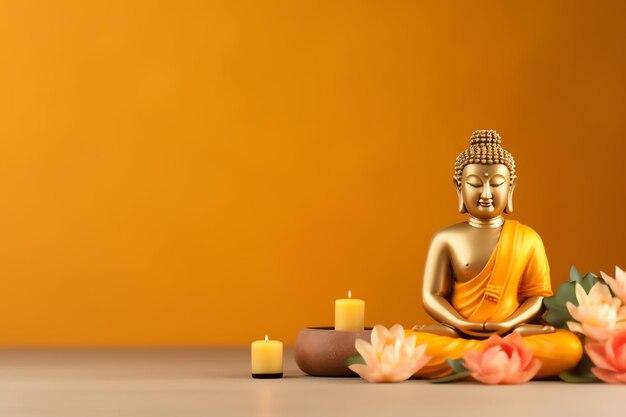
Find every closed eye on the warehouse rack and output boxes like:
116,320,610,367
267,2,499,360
466,182,481,188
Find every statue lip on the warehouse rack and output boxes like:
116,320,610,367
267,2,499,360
479,200,493,207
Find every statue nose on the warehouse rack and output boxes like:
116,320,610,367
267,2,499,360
480,184,492,200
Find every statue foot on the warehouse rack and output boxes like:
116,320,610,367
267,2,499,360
412,323,460,338
512,324,555,337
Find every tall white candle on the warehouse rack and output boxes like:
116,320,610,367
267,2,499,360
335,290,365,331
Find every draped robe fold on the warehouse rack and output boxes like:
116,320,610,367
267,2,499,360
408,220,582,379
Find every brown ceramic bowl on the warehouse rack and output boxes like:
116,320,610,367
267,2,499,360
294,327,372,377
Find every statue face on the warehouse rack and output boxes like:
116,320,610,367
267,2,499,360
457,164,514,218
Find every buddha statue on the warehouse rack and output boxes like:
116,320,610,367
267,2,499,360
408,130,582,379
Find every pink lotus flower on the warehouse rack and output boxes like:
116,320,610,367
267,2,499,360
601,266,626,303
349,324,431,383
566,282,626,341
462,333,542,384
586,330,626,383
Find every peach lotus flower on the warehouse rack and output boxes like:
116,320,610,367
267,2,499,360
586,330,626,384
566,282,626,341
601,266,626,303
462,333,542,384
348,324,431,383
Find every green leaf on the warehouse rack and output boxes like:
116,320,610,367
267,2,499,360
569,265,583,282
580,273,602,293
559,372,598,383
569,266,599,288
430,371,471,384
447,358,468,374
344,354,365,367
430,358,470,383
543,281,577,328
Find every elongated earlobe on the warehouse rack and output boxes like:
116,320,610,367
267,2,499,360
504,178,516,214
453,178,467,213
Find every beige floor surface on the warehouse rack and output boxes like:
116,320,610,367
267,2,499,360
0,348,622,417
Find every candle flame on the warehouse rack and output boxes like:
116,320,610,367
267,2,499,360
265,335,268,342
348,290,352,299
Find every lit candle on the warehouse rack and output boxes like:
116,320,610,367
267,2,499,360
251,335,283,378
334,290,365,331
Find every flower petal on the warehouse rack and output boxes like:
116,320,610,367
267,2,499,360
601,271,615,288
582,324,612,342
567,321,583,334
586,342,617,372
404,333,417,349
371,324,391,349
612,373,626,383
386,366,413,382
616,266,626,287
574,283,588,304
412,353,432,372
472,371,505,385
349,363,382,383
610,332,626,372
504,332,525,346
482,335,503,352
354,338,376,364
412,342,427,359
482,349,509,374
589,282,612,300
566,302,583,323
506,349,522,375
512,359,542,384
462,350,482,373
591,367,625,384
389,323,405,341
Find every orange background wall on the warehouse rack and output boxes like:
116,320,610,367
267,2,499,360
1,1,625,347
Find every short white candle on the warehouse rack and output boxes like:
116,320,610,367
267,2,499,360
251,335,283,378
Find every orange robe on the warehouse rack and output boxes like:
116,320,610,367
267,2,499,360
409,220,582,379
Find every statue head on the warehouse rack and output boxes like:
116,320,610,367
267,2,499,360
453,130,517,219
